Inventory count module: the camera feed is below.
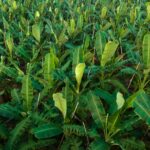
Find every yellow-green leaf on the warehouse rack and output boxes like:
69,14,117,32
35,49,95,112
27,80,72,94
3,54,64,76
101,41,119,67
116,92,125,110
101,6,107,19
75,63,85,92
32,24,40,42
142,34,150,68
146,2,150,21
53,93,67,119
6,33,14,57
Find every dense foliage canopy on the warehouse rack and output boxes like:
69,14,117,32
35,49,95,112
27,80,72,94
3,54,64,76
0,0,150,149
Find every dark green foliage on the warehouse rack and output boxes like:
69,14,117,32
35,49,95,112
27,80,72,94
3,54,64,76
0,0,150,149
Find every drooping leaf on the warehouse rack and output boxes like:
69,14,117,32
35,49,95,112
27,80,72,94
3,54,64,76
53,93,67,119
21,75,33,111
32,124,62,139
101,41,119,67
142,34,150,68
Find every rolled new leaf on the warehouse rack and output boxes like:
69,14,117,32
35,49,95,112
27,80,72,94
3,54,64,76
75,63,86,93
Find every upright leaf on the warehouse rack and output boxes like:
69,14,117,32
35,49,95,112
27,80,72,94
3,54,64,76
21,75,33,111
5,32,14,57
146,2,150,21
43,49,57,88
72,46,84,70
101,41,119,67
142,34,150,68
32,23,41,42
75,63,86,93
88,91,105,128
53,93,67,119
116,92,125,110
94,31,106,56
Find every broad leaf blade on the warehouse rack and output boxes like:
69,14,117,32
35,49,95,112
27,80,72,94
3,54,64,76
32,23,41,42
32,124,62,139
94,31,106,56
133,91,150,125
88,91,106,128
89,138,110,150
101,41,119,67
53,93,67,119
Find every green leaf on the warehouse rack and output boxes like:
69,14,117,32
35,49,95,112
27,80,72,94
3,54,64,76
116,92,125,110
53,93,67,119
5,32,14,57
32,23,41,42
18,139,56,150
0,103,20,119
32,124,62,139
116,138,146,150
68,18,75,35
77,14,83,30
95,31,106,56
146,2,150,21
107,110,121,137
72,46,84,71
142,34,150,68
75,63,86,93
88,91,105,128
101,6,107,19
89,138,110,150
43,48,57,88
21,75,33,111
0,124,9,139
5,117,31,150
133,91,150,125
101,41,119,67
64,79,74,118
